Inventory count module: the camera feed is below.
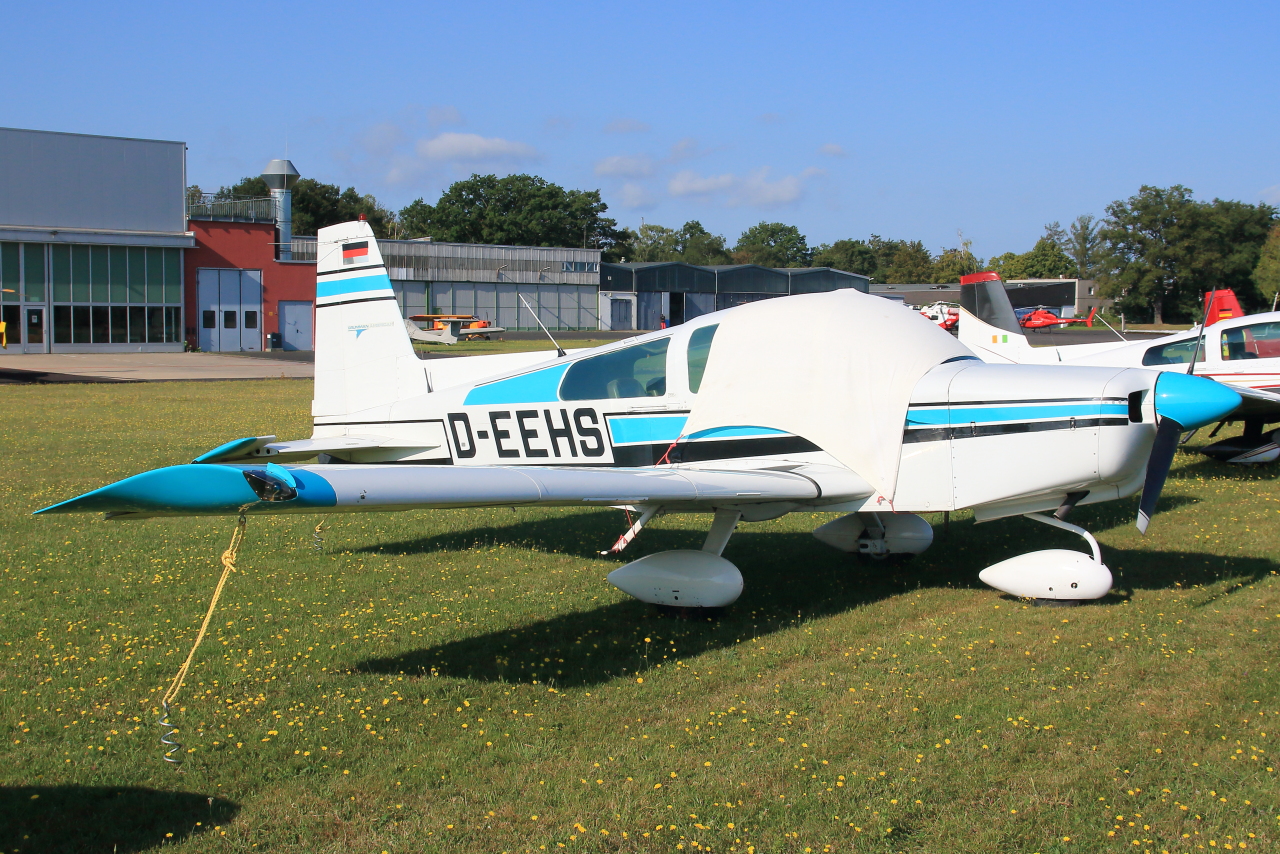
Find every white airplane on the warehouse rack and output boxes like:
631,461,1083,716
37,222,1242,606
956,272,1280,464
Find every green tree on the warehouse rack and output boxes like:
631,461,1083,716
399,174,628,258
811,239,877,276
929,238,983,283
1100,185,1276,323
883,240,934,283
986,251,1028,281
676,221,733,265
1019,237,1078,278
1254,226,1280,311
1195,198,1278,311
733,222,811,267
631,223,681,262
218,176,398,238
1067,214,1109,281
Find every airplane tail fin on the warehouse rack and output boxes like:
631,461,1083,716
312,220,427,419
1086,305,1097,327
955,272,1035,363
1203,289,1244,327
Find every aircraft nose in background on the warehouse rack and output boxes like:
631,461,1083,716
1153,372,1241,430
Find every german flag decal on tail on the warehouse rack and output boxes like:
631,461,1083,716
342,241,370,265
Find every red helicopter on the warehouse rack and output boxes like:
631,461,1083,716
1016,305,1097,330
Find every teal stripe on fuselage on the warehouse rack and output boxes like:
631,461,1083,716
464,364,570,405
317,272,394,299
608,415,688,445
905,402,1129,427
687,425,790,440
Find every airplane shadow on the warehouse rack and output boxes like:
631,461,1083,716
355,510,1275,688
0,786,239,854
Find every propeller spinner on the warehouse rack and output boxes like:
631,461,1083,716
1136,372,1241,533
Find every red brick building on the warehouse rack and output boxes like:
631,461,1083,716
184,217,316,352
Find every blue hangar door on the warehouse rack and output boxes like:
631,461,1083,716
278,300,313,351
197,269,262,352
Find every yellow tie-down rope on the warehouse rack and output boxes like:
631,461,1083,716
158,512,247,769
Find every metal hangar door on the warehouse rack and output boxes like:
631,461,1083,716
197,269,263,352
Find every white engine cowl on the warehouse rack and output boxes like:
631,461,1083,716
607,550,744,608
978,549,1112,600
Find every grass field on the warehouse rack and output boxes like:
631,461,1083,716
1,381,1276,854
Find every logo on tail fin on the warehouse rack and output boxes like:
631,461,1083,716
342,241,370,265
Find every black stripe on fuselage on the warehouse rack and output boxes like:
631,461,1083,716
317,264,384,277
316,295,399,309
903,416,1131,444
312,432,821,467
907,396,1127,408
613,435,821,466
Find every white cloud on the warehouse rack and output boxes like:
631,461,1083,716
604,118,650,134
1262,184,1280,204
667,167,811,208
667,137,701,162
428,105,464,128
618,182,655,209
594,154,653,178
819,143,847,157
668,170,737,197
357,122,407,158
415,132,538,163
729,168,804,207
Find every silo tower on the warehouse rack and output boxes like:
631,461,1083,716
261,159,300,260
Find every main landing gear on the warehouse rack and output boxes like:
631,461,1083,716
604,509,938,609
978,512,1112,603
606,508,745,608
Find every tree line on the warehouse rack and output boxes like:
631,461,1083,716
194,173,1280,323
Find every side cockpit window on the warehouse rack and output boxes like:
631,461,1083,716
1221,321,1280,360
1141,338,1204,366
686,324,718,393
560,338,669,400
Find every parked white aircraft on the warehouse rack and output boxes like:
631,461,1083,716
38,223,1242,606
956,272,1280,463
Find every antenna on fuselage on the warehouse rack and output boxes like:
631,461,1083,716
1185,289,1218,376
519,294,566,357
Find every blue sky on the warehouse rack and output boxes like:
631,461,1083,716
4,1,1277,257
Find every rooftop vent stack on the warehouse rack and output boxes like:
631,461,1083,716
261,159,300,260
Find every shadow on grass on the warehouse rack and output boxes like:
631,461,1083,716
356,509,1276,688
0,786,239,854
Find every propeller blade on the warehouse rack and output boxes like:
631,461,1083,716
1137,416,1183,534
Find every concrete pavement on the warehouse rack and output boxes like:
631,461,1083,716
0,352,313,383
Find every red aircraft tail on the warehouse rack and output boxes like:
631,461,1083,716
1203,289,1243,327
1085,305,1097,327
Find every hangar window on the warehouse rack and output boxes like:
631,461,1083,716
559,338,669,400
202,310,215,329
223,311,237,329
243,311,258,330
1141,338,1203,366
686,324,718,393
1221,321,1280,360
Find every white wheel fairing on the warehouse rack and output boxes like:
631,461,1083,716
608,550,744,607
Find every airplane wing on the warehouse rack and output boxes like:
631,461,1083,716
1229,384,1280,419
35,461,873,519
